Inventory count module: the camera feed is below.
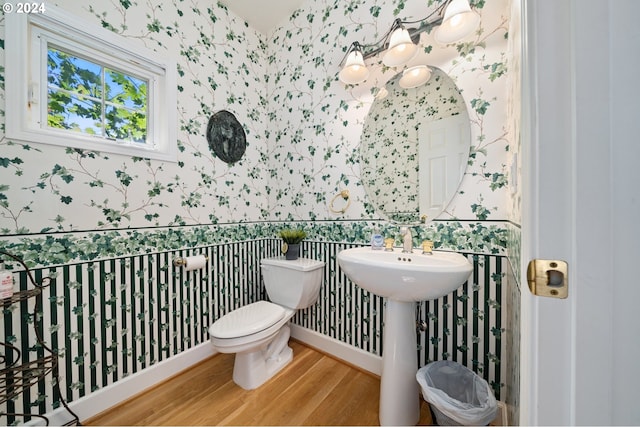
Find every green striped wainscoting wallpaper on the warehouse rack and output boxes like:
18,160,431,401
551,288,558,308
1,239,505,422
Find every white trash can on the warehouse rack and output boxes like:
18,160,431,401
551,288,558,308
416,360,497,426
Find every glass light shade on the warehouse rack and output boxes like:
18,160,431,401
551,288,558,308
434,0,480,44
339,49,369,84
399,65,432,89
382,27,418,67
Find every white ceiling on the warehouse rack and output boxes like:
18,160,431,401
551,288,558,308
218,0,306,35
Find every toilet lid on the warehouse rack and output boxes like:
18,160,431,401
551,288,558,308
210,301,286,339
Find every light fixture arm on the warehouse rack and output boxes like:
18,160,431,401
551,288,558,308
360,17,444,60
339,41,364,66
354,0,451,60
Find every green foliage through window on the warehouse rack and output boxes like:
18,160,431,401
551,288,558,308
47,47,148,144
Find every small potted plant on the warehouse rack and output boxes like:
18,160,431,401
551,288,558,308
279,228,307,260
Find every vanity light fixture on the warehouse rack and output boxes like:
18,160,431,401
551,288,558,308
338,42,370,84
338,0,479,86
399,65,432,89
434,0,481,44
382,21,419,67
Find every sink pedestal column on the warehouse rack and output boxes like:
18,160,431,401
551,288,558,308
379,299,420,426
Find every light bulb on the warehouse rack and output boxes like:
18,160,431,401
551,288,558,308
449,14,463,28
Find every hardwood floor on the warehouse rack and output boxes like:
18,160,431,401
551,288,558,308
84,340,435,426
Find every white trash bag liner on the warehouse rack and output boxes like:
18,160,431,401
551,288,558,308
416,360,497,426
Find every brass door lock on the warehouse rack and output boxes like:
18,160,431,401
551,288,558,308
527,259,568,299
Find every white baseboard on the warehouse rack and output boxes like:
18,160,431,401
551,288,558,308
490,401,509,426
290,324,382,376
35,341,217,425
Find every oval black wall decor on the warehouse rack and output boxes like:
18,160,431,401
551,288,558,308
206,110,246,164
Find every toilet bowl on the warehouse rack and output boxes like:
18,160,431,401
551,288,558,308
209,256,324,390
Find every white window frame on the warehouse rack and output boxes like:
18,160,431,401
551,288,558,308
5,5,177,162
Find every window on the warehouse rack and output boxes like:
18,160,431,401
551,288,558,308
5,5,177,162
47,47,149,144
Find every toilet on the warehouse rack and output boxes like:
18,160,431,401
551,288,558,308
208,256,325,390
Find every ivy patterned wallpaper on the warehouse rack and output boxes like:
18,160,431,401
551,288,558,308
270,0,510,224
1,0,510,238
0,0,516,422
1,0,269,232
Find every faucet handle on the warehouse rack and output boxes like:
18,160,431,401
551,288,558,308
384,237,395,251
421,240,434,255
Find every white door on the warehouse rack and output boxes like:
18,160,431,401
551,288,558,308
520,0,640,425
418,115,468,219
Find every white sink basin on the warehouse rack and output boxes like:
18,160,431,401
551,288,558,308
337,246,472,301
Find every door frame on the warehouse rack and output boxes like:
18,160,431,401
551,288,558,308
520,0,640,425
520,0,576,424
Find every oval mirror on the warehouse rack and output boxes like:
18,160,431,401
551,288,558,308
360,66,471,224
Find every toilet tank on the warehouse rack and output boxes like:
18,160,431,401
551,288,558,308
260,257,325,309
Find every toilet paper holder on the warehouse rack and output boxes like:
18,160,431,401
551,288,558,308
173,255,209,267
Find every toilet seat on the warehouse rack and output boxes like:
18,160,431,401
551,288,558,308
210,300,286,339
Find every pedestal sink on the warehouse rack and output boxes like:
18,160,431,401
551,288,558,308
337,246,472,426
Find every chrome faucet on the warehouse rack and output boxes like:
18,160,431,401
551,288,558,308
400,226,413,253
